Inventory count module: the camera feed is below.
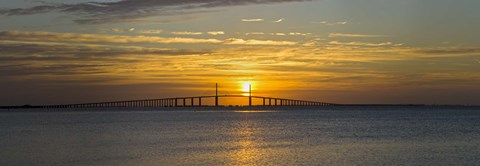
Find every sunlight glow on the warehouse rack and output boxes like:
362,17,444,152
241,82,252,92
241,82,254,96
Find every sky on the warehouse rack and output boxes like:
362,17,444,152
1,0,480,105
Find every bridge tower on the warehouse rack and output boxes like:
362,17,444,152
215,83,218,106
249,84,252,106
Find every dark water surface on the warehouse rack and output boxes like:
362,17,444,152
1,106,480,165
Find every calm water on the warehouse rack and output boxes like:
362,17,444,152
1,106,480,165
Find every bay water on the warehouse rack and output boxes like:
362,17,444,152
1,106,479,165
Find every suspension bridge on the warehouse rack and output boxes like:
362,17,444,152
1,83,337,109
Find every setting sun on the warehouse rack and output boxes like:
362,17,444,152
240,82,254,96
241,82,253,92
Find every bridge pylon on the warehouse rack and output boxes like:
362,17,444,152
215,83,218,106
249,84,252,106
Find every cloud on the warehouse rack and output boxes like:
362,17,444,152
273,18,284,23
207,31,225,35
0,40,210,58
0,30,222,44
272,33,286,36
329,33,385,38
171,31,225,35
224,38,296,46
289,32,311,36
328,41,401,47
241,18,264,22
302,38,325,46
0,0,312,24
244,32,310,36
314,20,348,26
111,28,135,33
245,32,265,35
0,30,297,46
171,31,203,35
414,48,480,55
137,30,163,34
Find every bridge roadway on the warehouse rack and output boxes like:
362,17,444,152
34,95,336,109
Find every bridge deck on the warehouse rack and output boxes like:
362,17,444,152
2,95,336,109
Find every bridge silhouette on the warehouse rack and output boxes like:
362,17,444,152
3,83,337,109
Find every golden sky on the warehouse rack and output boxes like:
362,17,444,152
1,0,480,105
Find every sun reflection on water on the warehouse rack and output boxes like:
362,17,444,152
230,115,264,165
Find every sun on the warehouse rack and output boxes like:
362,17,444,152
241,82,252,92
240,81,253,96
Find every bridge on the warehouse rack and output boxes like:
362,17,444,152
2,83,337,109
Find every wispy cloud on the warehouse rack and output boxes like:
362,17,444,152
0,31,222,44
314,21,348,26
244,32,311,36
0,30,297,46
273,18,284,23
241,18,264,22
414,48,480,55
98,28,136,33
137,30,163,34
113,28,135,33
289,32,311,36
0,0,312,24
207,31,225,35
329,33,385,38
171,31,203,35
0,40,209,58
328,41,401,47
224,38,296,46
245,32,265,35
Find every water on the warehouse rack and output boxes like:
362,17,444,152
1,106,480,165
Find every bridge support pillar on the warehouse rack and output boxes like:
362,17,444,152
215,83,218,107
248,84,252,106
249,96,252,106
